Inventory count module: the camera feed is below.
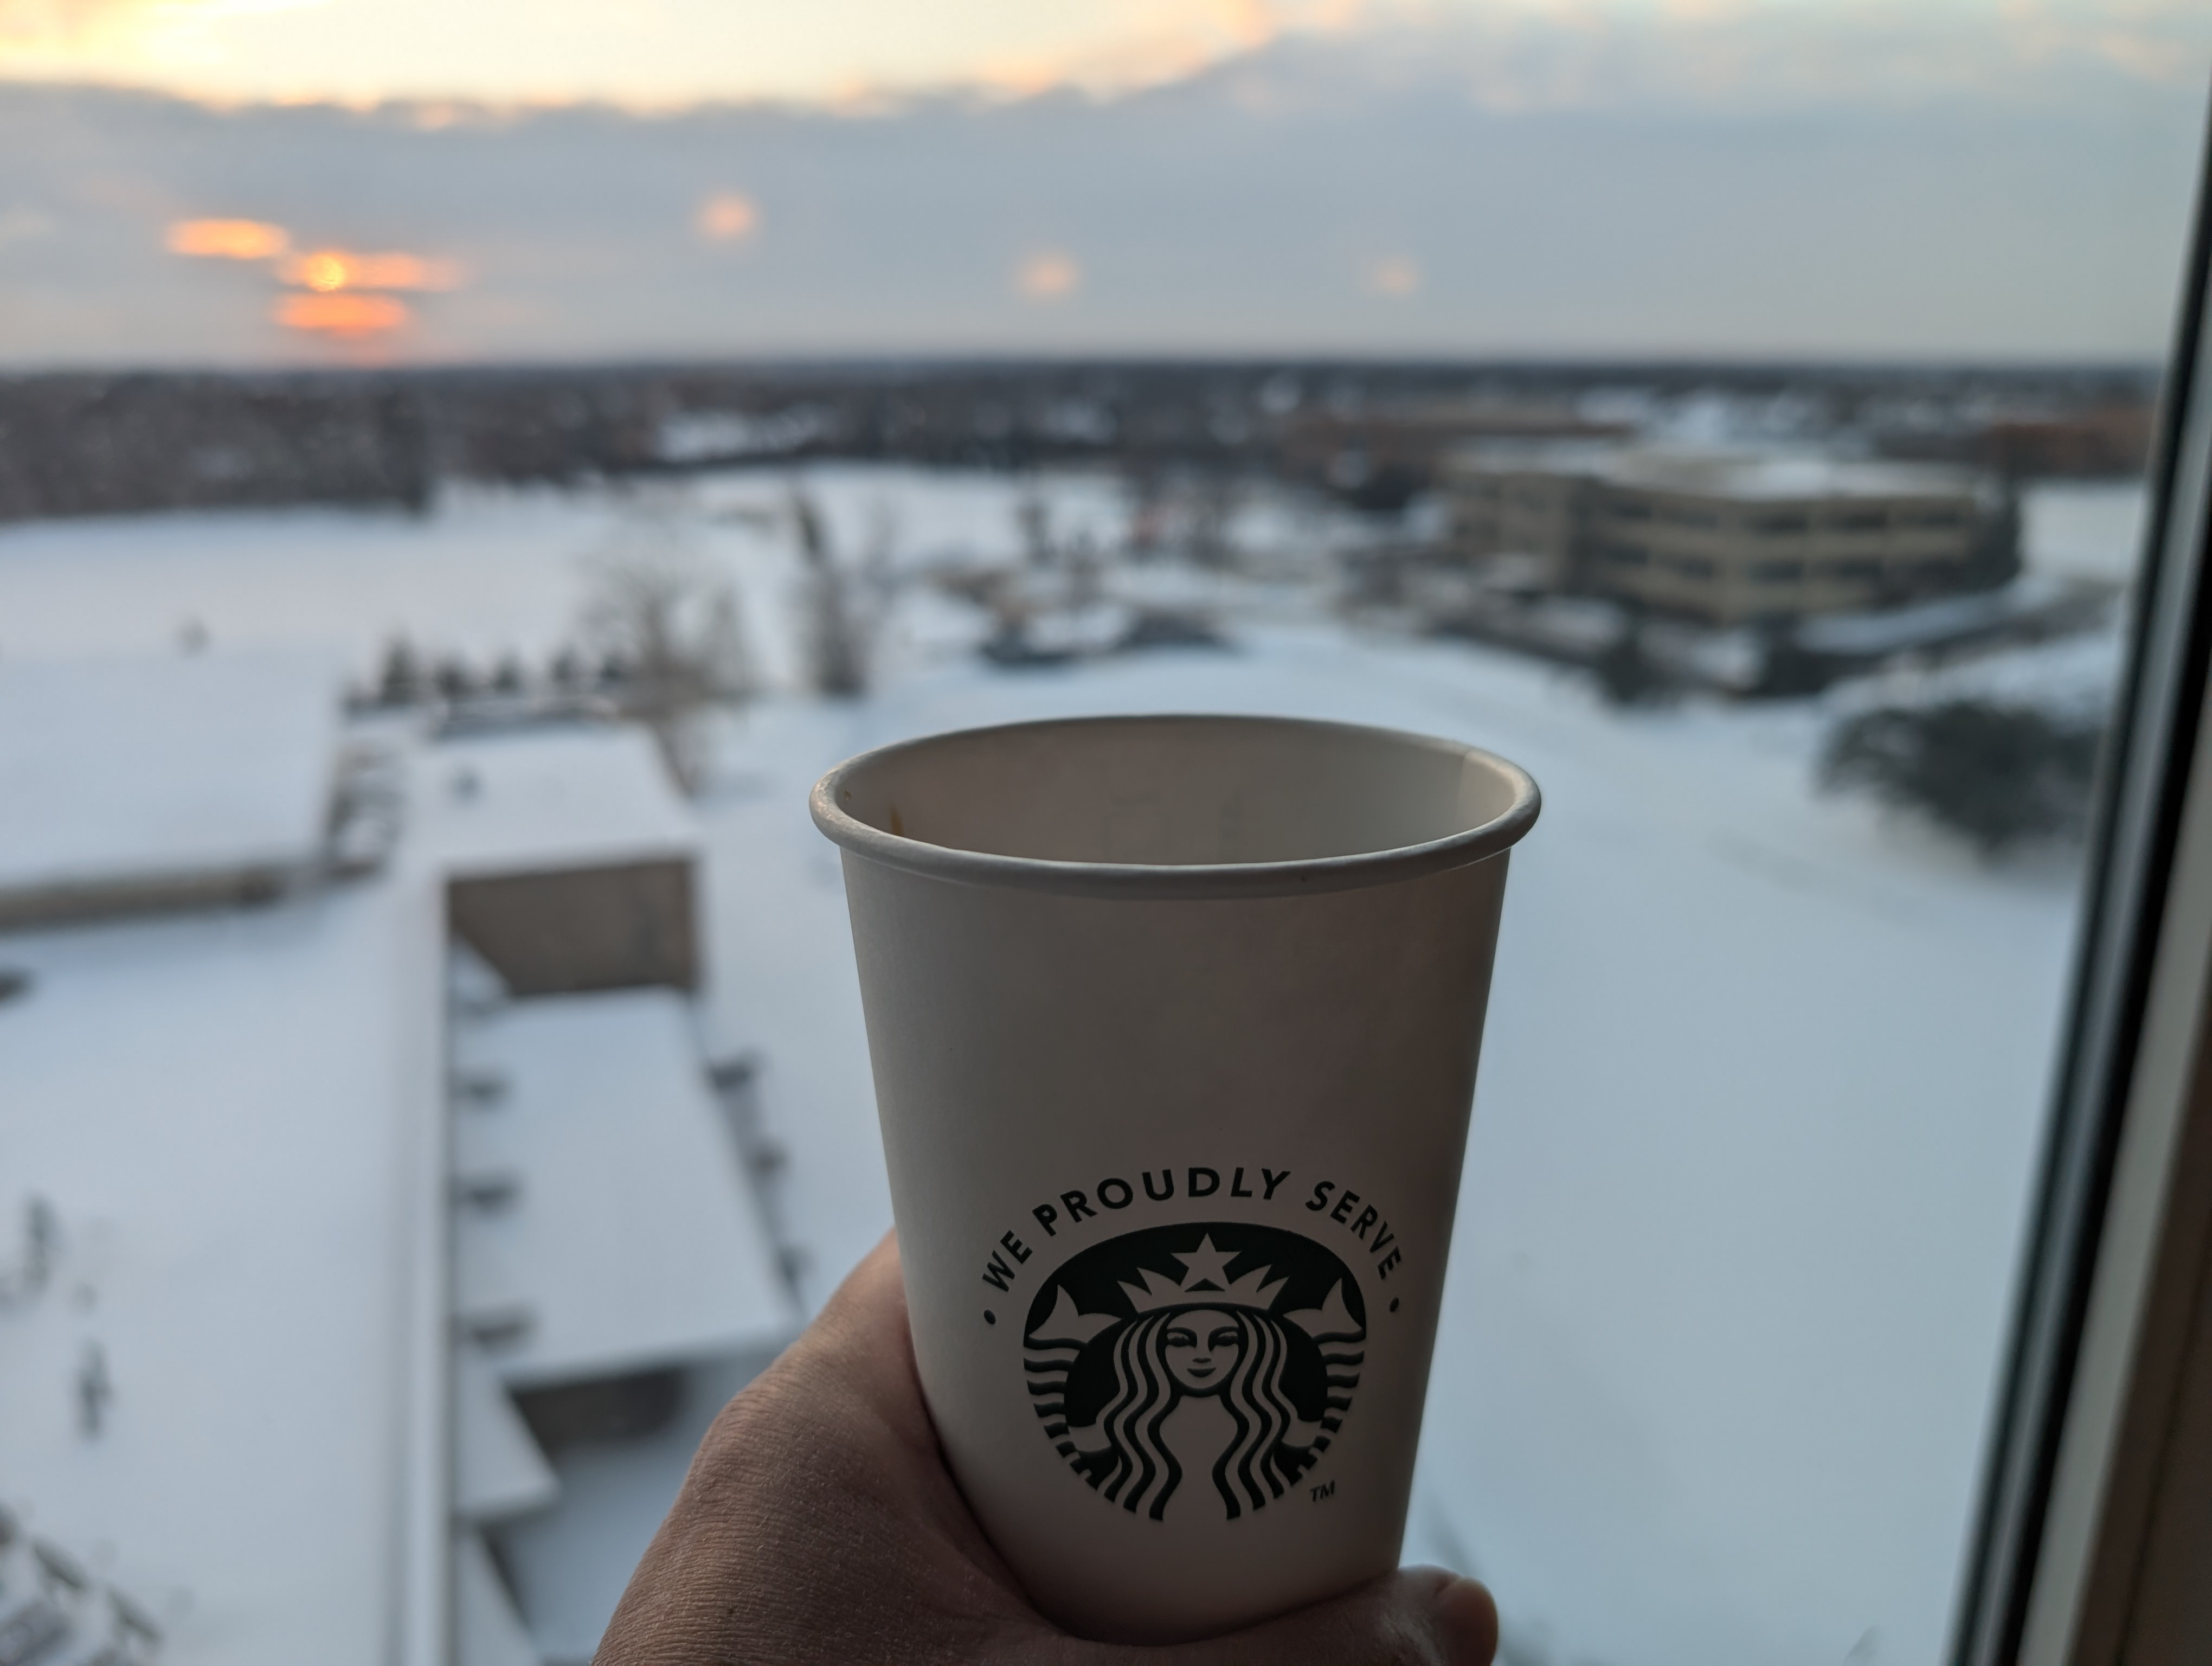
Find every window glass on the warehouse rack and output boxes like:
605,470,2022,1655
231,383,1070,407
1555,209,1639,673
0,5,2205,1666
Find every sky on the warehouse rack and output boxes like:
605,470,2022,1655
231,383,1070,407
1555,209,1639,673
0,0,2200,110
0,1,2205,366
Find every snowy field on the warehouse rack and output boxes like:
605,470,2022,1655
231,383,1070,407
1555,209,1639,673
0,469,2149,1666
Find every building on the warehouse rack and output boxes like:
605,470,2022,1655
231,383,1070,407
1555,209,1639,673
0,652,376,929
0,665,796,1666
1442,445,2008,626
1877,402,2156,479
1279,400,1633,511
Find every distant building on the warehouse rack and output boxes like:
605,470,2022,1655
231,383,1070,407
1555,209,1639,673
1442,445,2008,625
1281,400,1633,511
0,652,363,929
1877,403,2155,480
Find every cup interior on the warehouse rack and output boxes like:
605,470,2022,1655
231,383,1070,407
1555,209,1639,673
825,716,1529,869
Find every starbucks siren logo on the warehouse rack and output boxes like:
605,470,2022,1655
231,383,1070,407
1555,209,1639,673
1022,1221,1367,1523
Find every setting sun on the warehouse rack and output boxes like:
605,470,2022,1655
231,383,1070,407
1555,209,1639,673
168,220,291,260
279,250,462,292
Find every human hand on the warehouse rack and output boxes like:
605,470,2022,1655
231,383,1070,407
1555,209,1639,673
596,1234,1499,1666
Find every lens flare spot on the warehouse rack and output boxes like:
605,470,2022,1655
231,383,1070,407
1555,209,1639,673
1365,255,1422,298
168,219,290,260
1017,250,1080,300
695,192,760,243
276,292,411,336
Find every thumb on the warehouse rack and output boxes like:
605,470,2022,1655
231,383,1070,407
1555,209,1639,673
1121,1567,1499,1666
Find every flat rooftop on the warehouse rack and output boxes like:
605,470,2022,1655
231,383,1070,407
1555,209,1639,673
453,986,790,1389
409,726,699,880
1452,442,1986,502
0,883,434,1666
0,651,342,901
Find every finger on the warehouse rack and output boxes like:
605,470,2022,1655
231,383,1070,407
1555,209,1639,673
799,1249,1497,1666
1116,1567,1500,1666
601,1232,1035,1665
779,1231,940,1459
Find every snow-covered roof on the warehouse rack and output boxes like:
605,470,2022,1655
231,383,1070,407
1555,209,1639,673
454,1345,558,1524
407,725,698,880
1452,441,1984,503
0,651,341,899
452,988,790,1388
1604,450,1982,502
0,884,438,1666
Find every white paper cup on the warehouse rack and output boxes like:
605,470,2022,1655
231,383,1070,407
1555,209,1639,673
811,714,1538,1643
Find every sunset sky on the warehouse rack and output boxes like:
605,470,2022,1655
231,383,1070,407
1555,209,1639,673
1,0,2202,111
21,0,1364,105
0,1,2205,366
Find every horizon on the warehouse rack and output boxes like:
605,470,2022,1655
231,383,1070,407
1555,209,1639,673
0,350,2172,381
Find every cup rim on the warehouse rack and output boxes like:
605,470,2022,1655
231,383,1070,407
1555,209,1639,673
808,713,1541,900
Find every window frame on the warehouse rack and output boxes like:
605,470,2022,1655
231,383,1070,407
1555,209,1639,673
1951,100,2212,1666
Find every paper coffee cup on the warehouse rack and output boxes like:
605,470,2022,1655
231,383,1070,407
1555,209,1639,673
811,714,1538,1642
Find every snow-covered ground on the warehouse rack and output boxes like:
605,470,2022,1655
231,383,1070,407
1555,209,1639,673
0,467,2151,1666
2021,480,2151,587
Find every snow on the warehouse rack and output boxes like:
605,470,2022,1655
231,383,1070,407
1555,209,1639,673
0,650,341,895
2022,479,2152,586
495,1348,781,1665
1456,441,1984,502
0,883,435,1666
454,1347,560,1525
409,726,699,879
0,465,2156,1666
1792,576,2085,656
453,1531,537,1666
451,988,792,1388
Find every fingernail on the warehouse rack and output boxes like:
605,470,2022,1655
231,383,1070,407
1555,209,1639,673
1432,1575,1499,1666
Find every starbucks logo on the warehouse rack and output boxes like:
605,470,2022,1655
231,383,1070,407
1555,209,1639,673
1021,1221,1367,1523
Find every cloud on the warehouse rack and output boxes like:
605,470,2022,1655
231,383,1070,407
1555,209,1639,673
0,203,55,242
1407,0,2212,114
1,0,321,63
965,0,1389,100
0,35,2197,369
0,0,1394,105
2,0,2202,111
274,289,408,335
1,0,140,46
168,216,288,257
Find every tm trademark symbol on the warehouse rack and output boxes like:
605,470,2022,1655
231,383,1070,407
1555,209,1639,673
1309,1480,1336,1503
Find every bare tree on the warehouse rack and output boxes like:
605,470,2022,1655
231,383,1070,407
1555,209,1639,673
1015,483,1054,568
580,489,755,792
1185,471,1244,571
790,486,874,699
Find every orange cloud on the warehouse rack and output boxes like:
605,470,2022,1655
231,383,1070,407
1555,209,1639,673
278,248,462,291
168,217,290,259
695,191,760,242
1016,249,1080,300
275,291,410,335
